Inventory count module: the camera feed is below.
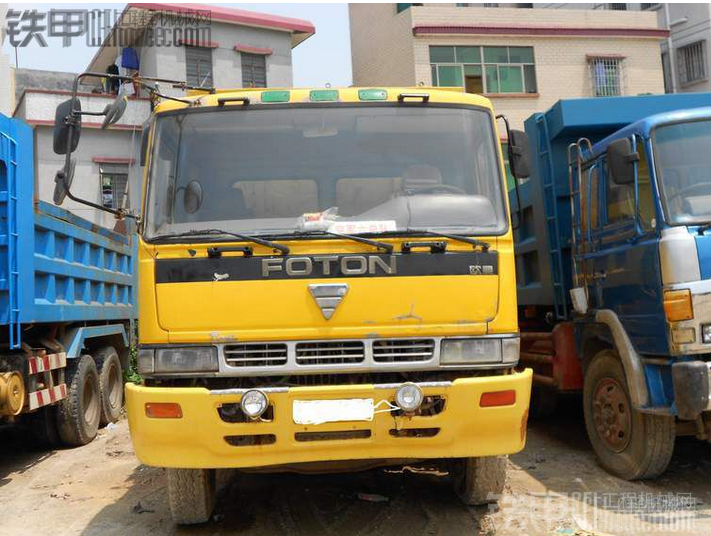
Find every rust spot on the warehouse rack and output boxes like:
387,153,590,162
188,249,196,257
520,408,529,444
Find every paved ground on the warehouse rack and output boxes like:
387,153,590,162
1,399,710,536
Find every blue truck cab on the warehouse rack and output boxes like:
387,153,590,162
514,93,711,480
0,113,136,446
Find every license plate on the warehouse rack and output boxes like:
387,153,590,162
293,398,375,425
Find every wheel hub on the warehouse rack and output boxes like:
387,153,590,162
592,377,631,452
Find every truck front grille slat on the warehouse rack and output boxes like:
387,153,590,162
296,341,365,365
373,339,435,363
224,343,288,367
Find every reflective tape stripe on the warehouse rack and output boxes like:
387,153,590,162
27,384,67,411
28,352,67,375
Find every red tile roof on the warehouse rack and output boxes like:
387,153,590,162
128,3,315,34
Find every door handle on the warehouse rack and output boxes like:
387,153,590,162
592,271,607,281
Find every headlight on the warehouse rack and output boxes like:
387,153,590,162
441,338,502,365
702,324,711,344
154,347,218,373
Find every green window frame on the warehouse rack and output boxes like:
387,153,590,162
429,45,537,94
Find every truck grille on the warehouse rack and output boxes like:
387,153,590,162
373,339,435,363
224,343,288,367
296,341,365,365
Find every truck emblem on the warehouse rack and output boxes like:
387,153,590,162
308,283,349,320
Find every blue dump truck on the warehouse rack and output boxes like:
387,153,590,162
0,114,135,446
513,93,711,480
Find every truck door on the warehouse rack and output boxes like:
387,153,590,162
588,137,666,354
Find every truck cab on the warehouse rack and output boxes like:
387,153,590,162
118,86,532,524
515,94,711,480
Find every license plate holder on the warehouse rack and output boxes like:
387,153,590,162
293,398,375,425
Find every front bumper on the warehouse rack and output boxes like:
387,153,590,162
672,361,711,420
125,369,532,469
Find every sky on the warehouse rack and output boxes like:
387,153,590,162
2,2,353,87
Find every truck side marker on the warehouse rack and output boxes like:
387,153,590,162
27,384,67,411
28,352,67,375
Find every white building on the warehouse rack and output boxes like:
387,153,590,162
12,2,314,228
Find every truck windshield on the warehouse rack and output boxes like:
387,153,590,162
143,105,507,240
655,118,711,225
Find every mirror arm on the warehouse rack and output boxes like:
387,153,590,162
496,114,523,231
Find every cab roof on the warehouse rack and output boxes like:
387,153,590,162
152,87,494,114
590,105,711,157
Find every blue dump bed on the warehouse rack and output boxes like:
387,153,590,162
0,114,136,349
513,92,711,319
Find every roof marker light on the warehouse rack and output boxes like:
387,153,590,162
358,89,387,101
261,91,290,103
310,90,339,102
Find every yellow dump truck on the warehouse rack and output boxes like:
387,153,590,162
125,86,532,524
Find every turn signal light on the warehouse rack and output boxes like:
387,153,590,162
663,289,693,322
480,390,516,407
145,402,183,419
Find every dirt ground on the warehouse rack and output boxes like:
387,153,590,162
1,399,710,536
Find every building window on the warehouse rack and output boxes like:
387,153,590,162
100,163,129,210
661,52,672,93
641,3,658,10
677,41,707,86
588,57,623,97
241,52,267,88
429,46,537,94
607,3,627,10
185,45,213,88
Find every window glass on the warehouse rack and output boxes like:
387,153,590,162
100,163,129,210
431,64,438,86
430,46,455,63
485,65,499,93
499,66,524,93
509,47,534,63
438,65,463,87
605,159,635,223
430,45,536,94
524,65,538,93
484,46,508,63
185,46,213,88
456,46,481,63
241,52,266,88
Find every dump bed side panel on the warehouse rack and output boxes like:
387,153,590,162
0,114,136,348
512,93,711,317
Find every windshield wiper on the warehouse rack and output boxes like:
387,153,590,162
400,230,491,252
296,230,394,254
149,229,290,255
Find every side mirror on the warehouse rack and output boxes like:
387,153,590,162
607,138,638,185
508,130,531,179
53,158,76,205
183,180,203,214
101,95,128,129
53,98,81,155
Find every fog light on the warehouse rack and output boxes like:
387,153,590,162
395,383,423,412
240,390,268,419
701,325,711,344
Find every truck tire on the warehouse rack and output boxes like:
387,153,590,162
56,354,101,447
529,385,558,420
167,468,216,525
583,349,675,480
450,456,507,505
95,346,123,426
27,405,61,448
